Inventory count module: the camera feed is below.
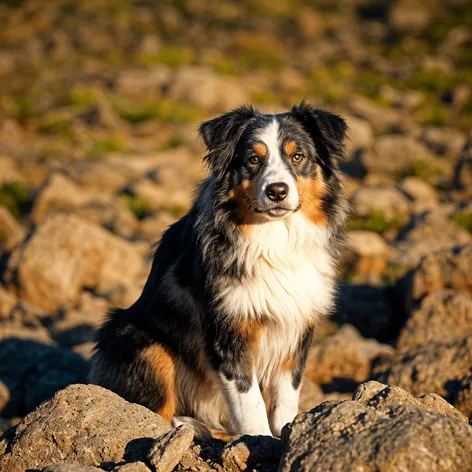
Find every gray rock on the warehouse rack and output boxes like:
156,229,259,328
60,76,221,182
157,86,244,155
353,381,468,423
0,384,171,472
372,336,472,402
6,213,144,312
0,338,89,417
279,397,472,471
43,465,102,472
393,212,471,269
397,290,472,350
147,425,194,472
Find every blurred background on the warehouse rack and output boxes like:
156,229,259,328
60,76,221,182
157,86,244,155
0,0,471,433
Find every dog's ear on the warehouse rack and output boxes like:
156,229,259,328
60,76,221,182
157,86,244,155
290,100,348,175
199,105,259,180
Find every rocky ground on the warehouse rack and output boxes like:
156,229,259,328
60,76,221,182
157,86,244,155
0,0,471,471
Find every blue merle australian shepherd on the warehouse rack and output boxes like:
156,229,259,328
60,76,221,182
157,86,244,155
91,101,348,438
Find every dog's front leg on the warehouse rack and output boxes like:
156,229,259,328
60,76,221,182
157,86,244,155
269,326,314,437
208,324,272,436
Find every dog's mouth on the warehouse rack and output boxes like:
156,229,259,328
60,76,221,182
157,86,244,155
254,204,301,218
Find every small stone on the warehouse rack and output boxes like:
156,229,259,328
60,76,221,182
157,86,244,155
147,424,194,472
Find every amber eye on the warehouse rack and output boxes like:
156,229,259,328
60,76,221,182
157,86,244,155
292,153,304,163
248,155,261,166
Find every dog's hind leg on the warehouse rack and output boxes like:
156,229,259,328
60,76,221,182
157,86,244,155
141,344,177,422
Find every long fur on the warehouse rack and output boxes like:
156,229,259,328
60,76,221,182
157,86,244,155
90,101,348,437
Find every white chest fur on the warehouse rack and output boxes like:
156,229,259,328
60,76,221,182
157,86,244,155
217,213,335,327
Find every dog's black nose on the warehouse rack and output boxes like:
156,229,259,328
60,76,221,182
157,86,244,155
265,182,289,202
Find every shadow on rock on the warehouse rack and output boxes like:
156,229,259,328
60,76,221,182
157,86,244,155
0,337,90,418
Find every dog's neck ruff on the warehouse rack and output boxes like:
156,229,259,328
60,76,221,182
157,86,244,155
216,212,335,327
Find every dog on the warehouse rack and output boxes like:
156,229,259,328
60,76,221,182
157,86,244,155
90,101,348,438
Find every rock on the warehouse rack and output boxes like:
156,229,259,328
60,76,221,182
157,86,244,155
0,380,9,412
115,65,172,96
353,381,468,424
114,462,151,472
0,338,89,417
0,207,26,252
147,425,194,472
349,96,403,133
43,465,102,472
0,156,23,184
32,173,137,237
221,435,283,472
406,244,472,303
348,231,389,259
455,136,472,194
344,115,374,155
389,0,432,33
397,290,472,351
398,176,438,213
450,374,472,419
334,284,395,339
422,127,466,157
78,99,124,131
168,66,248,111
351,185,410,220
372,336,472,401
368,135,437,175
0,286,17,318
138,212,177,243
299,378,324,412
279,396,472,471
0,384,171,471
6,213,144,312
305,325,393,392
393,212,472,269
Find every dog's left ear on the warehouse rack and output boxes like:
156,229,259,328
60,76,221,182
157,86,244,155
199,105,260,180
290,101,348,173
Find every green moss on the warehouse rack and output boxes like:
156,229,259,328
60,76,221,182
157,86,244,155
158,136,185,151
347,210,405,235
236,35,286,71
413,101,450,126
453,212,472,234
121,195,152,220
395,158,445,183
155,46,196,68
0,181,30,218
39,111,73,138
65,86,100,108
90,136,126,155
164,203,187,218
117,99,203,125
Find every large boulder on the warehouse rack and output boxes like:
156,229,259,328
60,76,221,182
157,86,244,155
397,290,472,351
406,244,472,303
0,338,89,418
372,336,472,402
393,212,471,269
305,325,393,392
279,383,472,472
0,384,171,472
5,213,145,312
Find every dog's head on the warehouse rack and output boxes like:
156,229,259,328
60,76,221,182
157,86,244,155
199,101,347,224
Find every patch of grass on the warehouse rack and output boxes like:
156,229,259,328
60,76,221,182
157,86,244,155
13,97,38,123
413,101,450,126
155,45,196,68
452,212,472,233
89,136,126,155
164,203,187,218
121,195,152,220
235,33,286,71
38,111,73,138
158,136,185,151
347,210,405,235
117,98,203,125
0,181,30,218
394,158,445,183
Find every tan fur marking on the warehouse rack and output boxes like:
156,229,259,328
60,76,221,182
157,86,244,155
227,179,261,228
253,142,267,157
284,141,297,156
233,319,263,360
297,176,327,225
143,344,177,421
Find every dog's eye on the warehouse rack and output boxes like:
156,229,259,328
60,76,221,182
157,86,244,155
292,153,304,163
248,155,261,166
